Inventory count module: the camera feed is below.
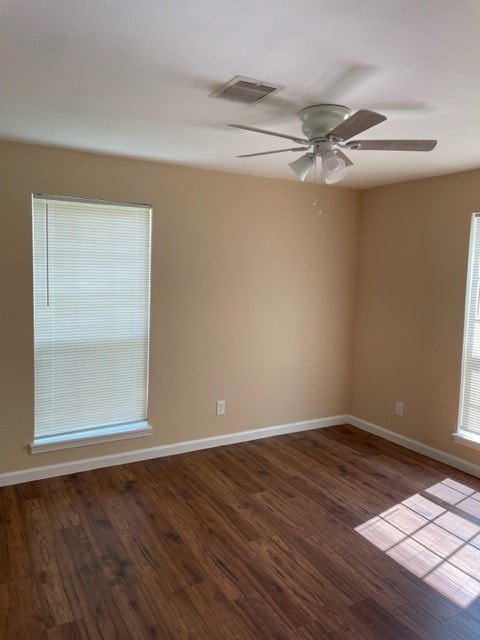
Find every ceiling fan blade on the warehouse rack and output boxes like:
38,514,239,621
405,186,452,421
237,146,310,158
348,139,437,151
334,149,354,166
229,123,308,145
328,109,386,141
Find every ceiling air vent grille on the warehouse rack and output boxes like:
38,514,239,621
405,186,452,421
210,76,284,105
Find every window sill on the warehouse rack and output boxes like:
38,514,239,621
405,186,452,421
453,430,480,452
31,421,152,454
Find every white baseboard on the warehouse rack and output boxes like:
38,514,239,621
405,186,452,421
3,413,480,487
347,415,480,479
0,415,348,487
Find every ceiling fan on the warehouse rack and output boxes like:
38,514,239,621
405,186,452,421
229,104,437,184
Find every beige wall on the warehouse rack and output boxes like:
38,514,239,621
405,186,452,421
351,168,480,465
0,140,360,474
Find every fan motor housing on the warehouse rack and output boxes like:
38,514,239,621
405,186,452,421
299,104,351,140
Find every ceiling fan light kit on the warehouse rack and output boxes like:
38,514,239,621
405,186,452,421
229,103,437,185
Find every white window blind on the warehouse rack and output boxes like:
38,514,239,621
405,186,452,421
32,195,151,446
458,213,480,440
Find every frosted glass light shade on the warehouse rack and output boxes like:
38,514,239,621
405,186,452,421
289,153,315,181
322,150,347,184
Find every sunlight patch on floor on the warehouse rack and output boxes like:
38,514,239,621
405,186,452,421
355,478,480,607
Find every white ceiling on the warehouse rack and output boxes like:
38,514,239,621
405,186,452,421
1,0,480,189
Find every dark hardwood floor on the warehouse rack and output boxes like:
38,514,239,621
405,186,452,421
2,424,480,639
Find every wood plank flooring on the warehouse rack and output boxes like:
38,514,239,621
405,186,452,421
2,424,480,638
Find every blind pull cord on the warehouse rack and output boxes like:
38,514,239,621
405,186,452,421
45,203,50,307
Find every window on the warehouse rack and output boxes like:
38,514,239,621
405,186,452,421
457,213,480,449
32,195,152,453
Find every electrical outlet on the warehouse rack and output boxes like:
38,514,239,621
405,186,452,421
395,401,404,417
216,400,226,416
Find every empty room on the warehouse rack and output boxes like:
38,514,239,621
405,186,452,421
2,1,480,638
